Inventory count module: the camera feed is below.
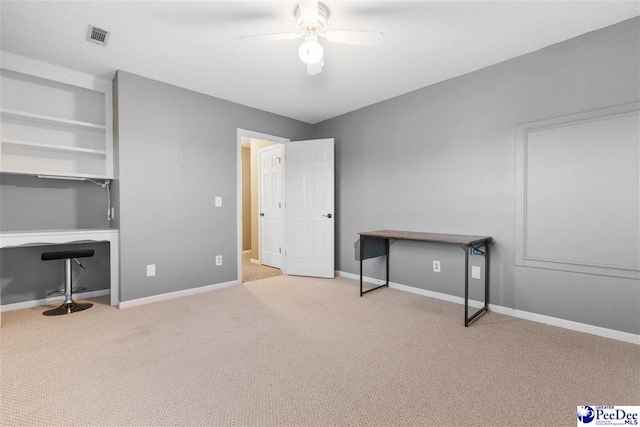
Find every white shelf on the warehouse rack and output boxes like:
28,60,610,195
0,108,106,131
0,54,113,179
2,139,107,156
0,168,110,179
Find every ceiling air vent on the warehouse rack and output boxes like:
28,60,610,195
87,25,110,46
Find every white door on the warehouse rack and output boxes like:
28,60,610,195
284,139,335,278
259,144,283,268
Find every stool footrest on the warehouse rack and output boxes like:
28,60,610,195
46,287,87,297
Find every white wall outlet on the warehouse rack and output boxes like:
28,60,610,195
146,264,156,277
433,260,441,273
215,196,222,207
472,266,481,279
215,255,222,266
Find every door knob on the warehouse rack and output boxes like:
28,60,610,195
260,213,265,217
322,213,332,219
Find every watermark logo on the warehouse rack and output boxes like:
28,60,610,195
577,406,595,424
577,406,639,426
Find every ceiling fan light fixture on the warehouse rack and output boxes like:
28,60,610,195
298,37,323,64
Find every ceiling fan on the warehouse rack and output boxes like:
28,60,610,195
240,0,384,75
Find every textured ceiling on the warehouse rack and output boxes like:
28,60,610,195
1,1,638,124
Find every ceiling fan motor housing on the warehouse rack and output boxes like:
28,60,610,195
296,3,329,34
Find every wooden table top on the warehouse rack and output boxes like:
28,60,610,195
358,230,492,245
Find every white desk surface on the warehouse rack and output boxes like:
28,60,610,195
1,228,117,237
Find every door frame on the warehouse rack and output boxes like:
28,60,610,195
258,144,284,270
236,129,290,283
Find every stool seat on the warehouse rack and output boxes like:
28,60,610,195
42,249,95,316
42,249,94,261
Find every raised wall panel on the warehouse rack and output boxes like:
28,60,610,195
515,103,639,279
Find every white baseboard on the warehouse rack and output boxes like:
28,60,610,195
336,270,640,345
118,280,239,309
1,289,110,312
250,258,261,265
486,305,640,345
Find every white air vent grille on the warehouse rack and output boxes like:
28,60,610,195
87,25,110,46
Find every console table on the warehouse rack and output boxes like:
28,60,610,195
0,229,119,327
358,230,492,327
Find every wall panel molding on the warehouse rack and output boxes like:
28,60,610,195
515,102,640,279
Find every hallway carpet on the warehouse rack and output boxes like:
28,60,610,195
242,251,281,283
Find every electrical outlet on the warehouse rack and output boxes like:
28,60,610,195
215,255,222,266
146,264,156,277
215,196,222,207
472,266,481,279
433,260,441,273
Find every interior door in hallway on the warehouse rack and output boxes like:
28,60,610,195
259,144,283,269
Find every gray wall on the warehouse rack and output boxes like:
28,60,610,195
312,17,640,334
115,71,311,301
0,174,110,231
0,175,113,303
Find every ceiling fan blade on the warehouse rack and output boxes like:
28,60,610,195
240,32,302,42
323,30,384,47
298,0,319,24
307,61,323,76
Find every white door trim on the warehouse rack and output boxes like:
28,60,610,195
236,129,290,284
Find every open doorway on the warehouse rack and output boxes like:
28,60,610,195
237,129,289,283
237,129,336,283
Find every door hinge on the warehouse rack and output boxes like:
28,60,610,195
279,202,281,208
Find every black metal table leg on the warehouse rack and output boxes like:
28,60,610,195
385,238,389,288
360,236,391,296
465,241,489,326
464,244,469,326
360,236,363,296
485,242,490,307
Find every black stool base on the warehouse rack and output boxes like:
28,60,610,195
43,301,93,316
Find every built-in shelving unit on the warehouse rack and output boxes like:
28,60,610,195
0,53,113,179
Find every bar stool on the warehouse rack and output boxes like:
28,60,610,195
41,249,95,316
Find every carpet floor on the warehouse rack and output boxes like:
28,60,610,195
0,275,638,426
242,252,281,283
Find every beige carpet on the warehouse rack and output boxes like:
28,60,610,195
242,252,282,283
0,275,638,426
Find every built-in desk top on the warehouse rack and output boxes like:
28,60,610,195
358,230,492,246
1,228,117,237
0,229,119,248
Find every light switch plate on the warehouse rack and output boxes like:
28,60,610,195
215,196,222,207
472,266,481,279
147,264,156,277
